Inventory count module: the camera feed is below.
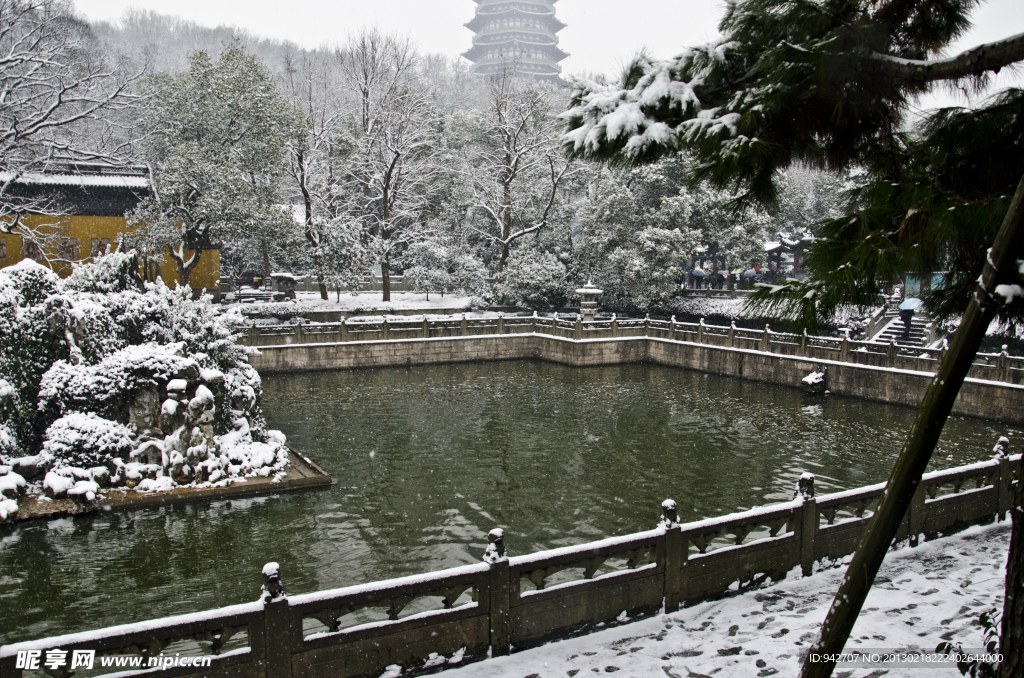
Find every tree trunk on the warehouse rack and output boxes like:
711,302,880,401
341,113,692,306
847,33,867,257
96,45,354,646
261,239,271,289
498,165,513,273
1000,466,1024,678
381,253,391,302
801,171,1024,678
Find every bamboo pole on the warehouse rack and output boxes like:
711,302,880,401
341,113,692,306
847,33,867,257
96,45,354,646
801,173,1024,678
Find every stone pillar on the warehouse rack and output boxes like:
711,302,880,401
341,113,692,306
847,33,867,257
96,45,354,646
461,313,468,337
261,563,292,678
729,321,736,348
670,315,677,338
797,474,817,576
497,312,505,335
422,317,430,339
840,328,850,362
887,339,897,368
574,314,583,340
800,329,808,357
339,317,348,342
381,318,390,341
661,499,682,612
484,529,510,656
998,346,1010,382
698,318,705,344
644,314,650,337
761,324,771,352
611,313,619,338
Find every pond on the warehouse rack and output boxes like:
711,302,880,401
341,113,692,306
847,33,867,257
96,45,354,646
0,361,1016,643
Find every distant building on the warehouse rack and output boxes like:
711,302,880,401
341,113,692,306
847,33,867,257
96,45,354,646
463,0,568,81
0,165,220,297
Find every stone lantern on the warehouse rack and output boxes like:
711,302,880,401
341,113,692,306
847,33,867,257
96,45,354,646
575,280,604,322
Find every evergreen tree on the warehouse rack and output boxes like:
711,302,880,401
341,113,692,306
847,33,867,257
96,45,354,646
561,1,1024,675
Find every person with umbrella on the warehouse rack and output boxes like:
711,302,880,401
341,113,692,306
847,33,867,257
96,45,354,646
692,267,705,289
898,297,924,341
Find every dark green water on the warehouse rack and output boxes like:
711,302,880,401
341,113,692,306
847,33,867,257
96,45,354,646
0,361,1016,643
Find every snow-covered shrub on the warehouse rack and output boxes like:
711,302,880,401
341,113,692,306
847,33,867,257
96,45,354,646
492,250,569,309
0,251,288,498
42,413,134,470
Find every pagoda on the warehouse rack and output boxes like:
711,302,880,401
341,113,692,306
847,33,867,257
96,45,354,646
462,0,568,81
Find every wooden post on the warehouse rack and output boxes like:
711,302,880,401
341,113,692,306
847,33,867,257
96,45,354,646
261,564,293,678
498,312,505,335
484,529,511,656
698,318,705,344
798,474,817,577
661,500,682,613
611,313,619,338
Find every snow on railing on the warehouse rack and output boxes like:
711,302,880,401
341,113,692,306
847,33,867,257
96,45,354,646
235,316,1020,385
2,454,1018,678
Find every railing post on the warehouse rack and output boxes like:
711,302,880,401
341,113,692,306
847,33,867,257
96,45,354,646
761,324,771,352
887,339,897,367
574,314,583,340
422,317,430,339
339,317,348,342
698,318,705,344
670,315,677,338
484,529,510,657
381,318,390,341
937,337,948,365
995,437,1012,521
797,474,817,576
497,312,505,335
644,314,650,337
294,321,303,345
261,563,293,678
729,321,736,348
611,313,619,337
532,311,538,334
551,312,558,334
907,483,927,547
460,313,468,337
998,345,1010,382
800,328,808,357
661,500,682,613
840,329,850,362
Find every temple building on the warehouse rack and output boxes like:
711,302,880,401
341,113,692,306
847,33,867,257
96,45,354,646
0,164,220,297
463,0,568,81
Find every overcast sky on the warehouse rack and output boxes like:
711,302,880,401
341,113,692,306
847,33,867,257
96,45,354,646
74,0,1022,105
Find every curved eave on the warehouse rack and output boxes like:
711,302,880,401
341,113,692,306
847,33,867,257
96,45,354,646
471,61,562,78
469,30,561,47
463,44,569,63
465,9,566,32
475,0,558,5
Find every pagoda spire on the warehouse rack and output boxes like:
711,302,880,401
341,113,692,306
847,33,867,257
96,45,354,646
462,0,568,81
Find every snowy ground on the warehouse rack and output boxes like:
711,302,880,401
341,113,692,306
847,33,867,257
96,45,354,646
441,522,1009,678
227,291,479,314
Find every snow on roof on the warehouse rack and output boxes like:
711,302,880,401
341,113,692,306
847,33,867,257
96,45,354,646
0,171,149,189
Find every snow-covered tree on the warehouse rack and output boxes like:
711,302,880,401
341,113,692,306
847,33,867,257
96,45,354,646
464,64,573,272
129,43,301,287
0,0,140,257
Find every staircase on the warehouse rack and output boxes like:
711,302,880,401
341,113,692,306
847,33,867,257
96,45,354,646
870,309,933,347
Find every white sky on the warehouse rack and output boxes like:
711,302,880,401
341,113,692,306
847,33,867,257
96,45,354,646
74,0,1022,104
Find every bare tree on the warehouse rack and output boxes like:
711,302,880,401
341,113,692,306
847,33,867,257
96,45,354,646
0,0,141,256
465,62,573,272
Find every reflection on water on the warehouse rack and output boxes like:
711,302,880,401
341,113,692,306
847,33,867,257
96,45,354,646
0,360,1015,642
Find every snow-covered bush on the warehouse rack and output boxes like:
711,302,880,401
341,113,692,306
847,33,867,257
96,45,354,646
0,252,289,500
42,413,134,470
492,250,569,309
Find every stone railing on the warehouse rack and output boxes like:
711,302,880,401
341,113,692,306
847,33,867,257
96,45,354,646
238,314,1024,386
3,453,1019,678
